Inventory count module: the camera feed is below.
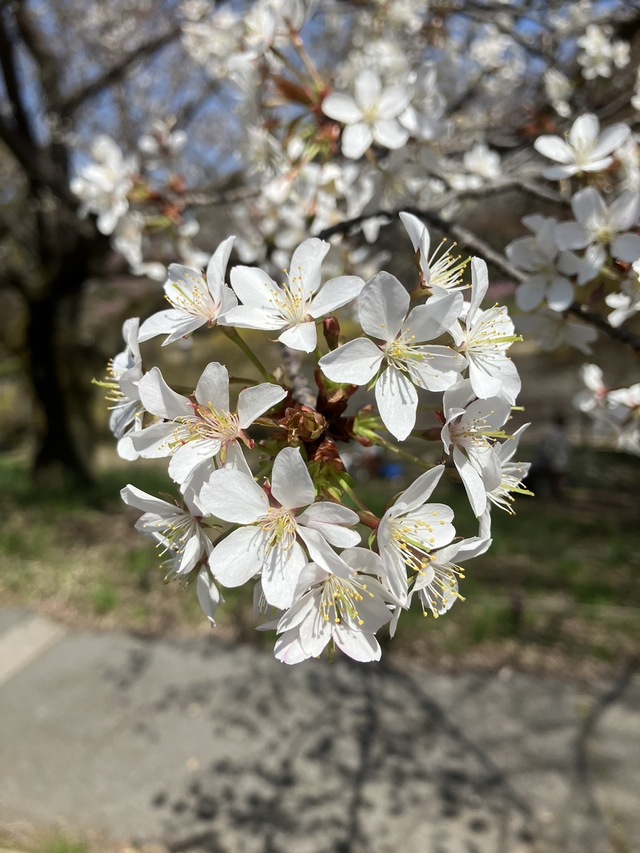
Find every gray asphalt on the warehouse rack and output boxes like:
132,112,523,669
0,610,638,853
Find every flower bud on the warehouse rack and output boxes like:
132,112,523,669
280,406,328,445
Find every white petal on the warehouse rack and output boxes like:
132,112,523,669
200,468,268,522
308,276,365,318
405,291,463,341
138,368,191,420
271,446,315,509
555,223,590,251
341,123,373,159
230,265,280,308
468,257,489,323
515,277,547,312
611,233,640,263
275,630,312,665
138,309,202,343
573,187,605,226
297,502,359,527
373,119,409,150
206,236,235,301
319,338,383,384
222,304,284,331
120,484,173,514
289,238,330,299
209,527,265,587
454,449,488,517
322,92,363,124
195,362,230,411
377,85,412,117
394,465,444,512
261,539,307,609
568,113,599,148
168,440,220,485
237,383,286,428
197,568,223,627
546,277,575,312
399,211,431,256
130,422,175,457
334,626,381,662
358,272,409,341
355,69,381,111
591,123,629,159
376,366,418,441
278,321,317,352
609,191,640,232
534,135,573,164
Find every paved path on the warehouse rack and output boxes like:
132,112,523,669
0,610,638,853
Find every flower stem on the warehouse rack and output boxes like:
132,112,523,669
223,328,276,383
374,434,434,470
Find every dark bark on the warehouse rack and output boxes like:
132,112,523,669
24,222,110,490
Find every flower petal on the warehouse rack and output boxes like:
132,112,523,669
358,272,409,341
289,238,330,299
271,446,316,509
376,366,418,441
195,362,230,411
206,236,235,301
138,368,191,420
237,383,286,428
209,527,265,586
319,338,383,384
308,275,365,318
278,320,318,352
200,468,268,522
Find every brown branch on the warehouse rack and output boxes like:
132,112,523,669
58,27,180,117
0,8,34,142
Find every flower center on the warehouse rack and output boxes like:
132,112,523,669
320,576,370,626
258,506,298,554
269,267,309,323
171,404,240,450
166,272,215,318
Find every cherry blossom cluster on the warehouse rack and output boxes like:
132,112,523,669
106,213,529,663
504,113,640,452
575,365,640,456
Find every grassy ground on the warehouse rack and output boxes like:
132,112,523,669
1,445,639,683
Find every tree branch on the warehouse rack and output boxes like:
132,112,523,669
0,7,34,143
57,27,181,117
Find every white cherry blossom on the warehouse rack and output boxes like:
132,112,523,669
451,257,521,404
409,535,491,620
514,309,597,354
138,237,238,345
440,380,512,518
131,363,286,489
399,211,469,292
534,113,629,180
506,216,576,312
200,447,361,609
605,260,640,327
377,465,456,605
223,238,365,352
120,484,212,577
555,188,640,276
102,317,144,461
319,272,465,440
71,135,136,235
274,545,393,664
322,69,411,159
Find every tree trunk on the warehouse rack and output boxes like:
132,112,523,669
27,287,96,490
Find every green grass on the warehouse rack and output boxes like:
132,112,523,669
1,446,639,677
